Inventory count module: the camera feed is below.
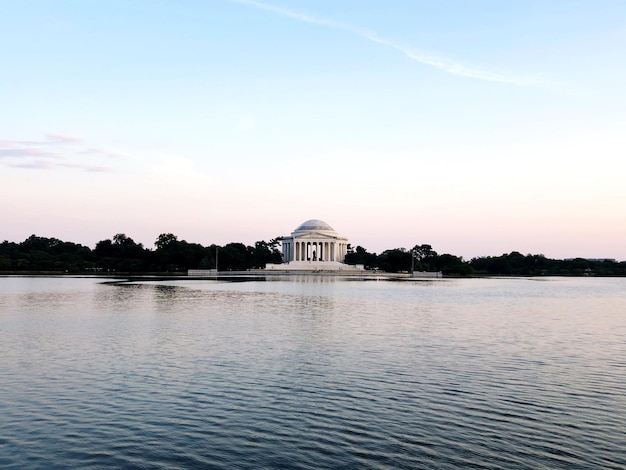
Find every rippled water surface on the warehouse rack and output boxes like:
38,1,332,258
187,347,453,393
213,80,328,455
1,276,625,469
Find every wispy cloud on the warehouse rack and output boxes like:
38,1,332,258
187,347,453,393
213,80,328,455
46,132,83,144
0,147,61,159
9,160,56,170
231,0,536,85
59,162,113,172
0,133,123,172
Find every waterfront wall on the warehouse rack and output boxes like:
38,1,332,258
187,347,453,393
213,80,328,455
413,271,443,278
188,269,218,276
265,261,364,271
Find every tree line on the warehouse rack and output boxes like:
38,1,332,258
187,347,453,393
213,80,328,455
1,234,625,276
0,233,282,273
345,244,626,276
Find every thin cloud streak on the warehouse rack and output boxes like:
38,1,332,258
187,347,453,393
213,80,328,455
0,148,61,159
0,134,119,172
59,162,113,172
9,160,56,170
232,0,535,85
46,133,83,144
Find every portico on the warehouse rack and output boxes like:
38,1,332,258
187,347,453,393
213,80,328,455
266,219,362,271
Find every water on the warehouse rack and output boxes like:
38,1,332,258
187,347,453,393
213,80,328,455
1,276,625,469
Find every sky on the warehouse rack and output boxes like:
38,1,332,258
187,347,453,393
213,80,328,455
1,0,625,260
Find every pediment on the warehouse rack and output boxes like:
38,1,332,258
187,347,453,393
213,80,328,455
293,231,342,240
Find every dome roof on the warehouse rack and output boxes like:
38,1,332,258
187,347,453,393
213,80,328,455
294,219,335,232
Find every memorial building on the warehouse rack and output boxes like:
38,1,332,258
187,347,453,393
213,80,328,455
266,219,363,271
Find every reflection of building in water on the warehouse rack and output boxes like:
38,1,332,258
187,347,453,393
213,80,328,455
266,219,364,271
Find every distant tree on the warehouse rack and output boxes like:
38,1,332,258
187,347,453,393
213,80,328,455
431,253,472,275
344,245,378,269
5,231,625,277
411,244,438,271
344,247,361,265
268,237,283,251
155,233,178,250
250,240,283,268
0,240,16,270
94,239,115,258
378,248,411,273
250,241,269,268
113,233,130,246
152,234,208,272
3,235,93,272
203,244,219,270
471,252,555,276
0,254,11,270
198,255,213,269
265,237,284,264
411,244,437,262
94,234,148,272
219,243,250,271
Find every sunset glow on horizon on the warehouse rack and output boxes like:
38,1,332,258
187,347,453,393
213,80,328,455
2,1,625,260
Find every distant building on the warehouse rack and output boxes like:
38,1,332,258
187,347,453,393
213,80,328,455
266,219,363,271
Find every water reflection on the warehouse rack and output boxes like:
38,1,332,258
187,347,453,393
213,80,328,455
1,276,625,469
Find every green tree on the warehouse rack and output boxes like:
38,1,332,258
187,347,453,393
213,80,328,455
94,234,149,272
431,253,472,275
153,234,208,272
155,233,178,250
219,243,251,271
411,244,438,271
411,244,437,261
378,248,411,273
344,245,378,269
252,240,281,268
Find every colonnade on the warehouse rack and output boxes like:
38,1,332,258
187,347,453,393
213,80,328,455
282,240,347,263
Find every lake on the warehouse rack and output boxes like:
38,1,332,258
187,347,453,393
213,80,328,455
1,275,625,469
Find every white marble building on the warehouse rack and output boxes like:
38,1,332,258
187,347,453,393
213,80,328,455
266,219,363,271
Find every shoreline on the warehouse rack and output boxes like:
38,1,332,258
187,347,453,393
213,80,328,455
1,271,623,280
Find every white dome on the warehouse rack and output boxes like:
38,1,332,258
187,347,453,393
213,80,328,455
294,219,335,233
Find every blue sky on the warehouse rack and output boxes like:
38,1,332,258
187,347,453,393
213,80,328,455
1,0,625,259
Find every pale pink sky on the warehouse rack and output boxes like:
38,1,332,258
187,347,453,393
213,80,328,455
2,1,625,260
